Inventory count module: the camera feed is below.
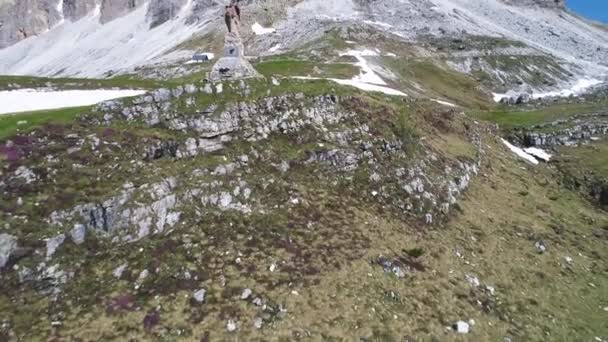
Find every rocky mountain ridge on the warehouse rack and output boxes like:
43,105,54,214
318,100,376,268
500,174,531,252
0,0,220,48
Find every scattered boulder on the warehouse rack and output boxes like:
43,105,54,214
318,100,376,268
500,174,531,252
45,234,65,259
113,264,128,279
70,224,86,245
152,88,172,103
226,320,238,332
253,317,263,329
241,288,252,300
465,274,480,287
0,234,18,269
193,289,206,303
499,91,531,105
14,166,37,184
453,321,470,334
534,241,547,254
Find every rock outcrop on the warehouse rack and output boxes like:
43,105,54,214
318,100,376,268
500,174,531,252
0,0,63,48
100,0,145,24
63,0,98,21
501,0,564,8
146,0,188,28
512,111,608,147
0,233,18,269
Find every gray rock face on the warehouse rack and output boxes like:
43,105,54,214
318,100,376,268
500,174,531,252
70,224,86,245
45,234,65,258
146,0,188,28
100,0,145,24
0,233,18,269
514,111,608,147
185,0,219,24
0,0,98,48
49,177,181,241
193,289,206,302
0,0,62,48
63,0,98,21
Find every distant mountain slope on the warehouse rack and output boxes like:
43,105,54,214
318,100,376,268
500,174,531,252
0,0,606,80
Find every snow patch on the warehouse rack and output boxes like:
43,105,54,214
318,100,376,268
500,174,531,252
431,99,457,107
293,76,406,96
0,89,146,115
289,48,407,96
501,138,539,165
531,78,603,99
340,49,385,85
524,147,552,162
493,78,604,102
332,79,406,96
269,44,282,53
251,22,276,35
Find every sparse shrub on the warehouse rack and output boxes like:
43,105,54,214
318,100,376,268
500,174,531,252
392,111,419,155
405,247,425,258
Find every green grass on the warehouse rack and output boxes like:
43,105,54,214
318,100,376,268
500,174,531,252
470,101,608,130
558,138,608,178
385,59,493,110
0,106,91,140
255,59,359,79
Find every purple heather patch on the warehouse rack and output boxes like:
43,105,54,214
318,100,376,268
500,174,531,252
143,310,160,331
102,127,115,138
106,293,137,314
0,144,22,162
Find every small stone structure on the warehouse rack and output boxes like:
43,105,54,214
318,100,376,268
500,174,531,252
209,2,261,81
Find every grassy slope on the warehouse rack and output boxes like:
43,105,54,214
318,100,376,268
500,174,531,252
255,59,359,79
557,138,608,178
385,58,493,110
2,114,605,341
0,106,91,140
470,101,608,130
1,31,607,339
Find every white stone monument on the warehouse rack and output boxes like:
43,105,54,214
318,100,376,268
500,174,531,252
209,2,261,81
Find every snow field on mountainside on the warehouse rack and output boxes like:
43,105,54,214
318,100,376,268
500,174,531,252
492,78,605,102
0,89,146,115
502,142,552,164
291,48,407,96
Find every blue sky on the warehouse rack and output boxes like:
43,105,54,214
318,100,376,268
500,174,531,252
566,0,608,23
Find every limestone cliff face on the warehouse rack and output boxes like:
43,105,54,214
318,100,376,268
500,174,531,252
63,0,97,21
0,0,63,48
0,0,99,48
0,0,223,48
99,0,145,24
146,0,189,28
